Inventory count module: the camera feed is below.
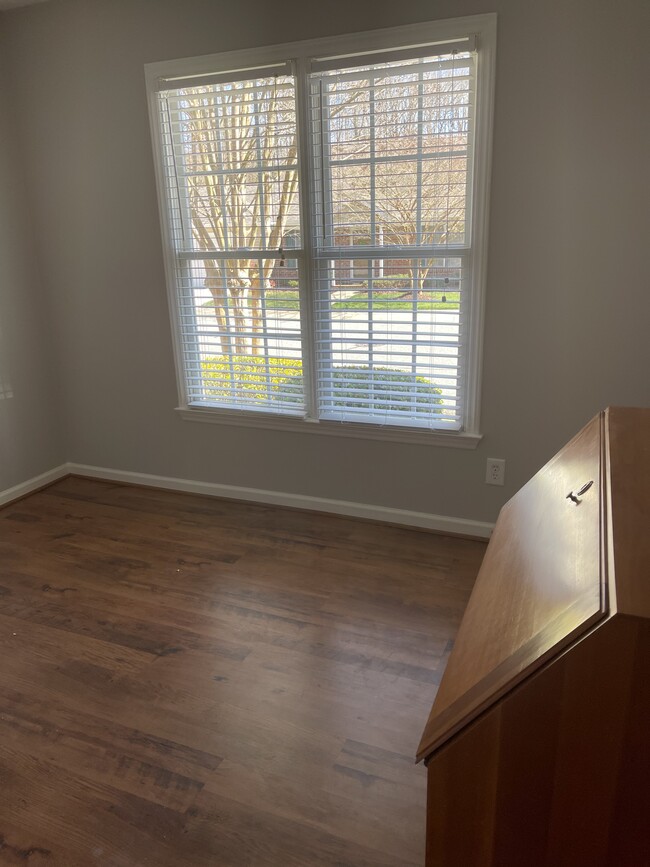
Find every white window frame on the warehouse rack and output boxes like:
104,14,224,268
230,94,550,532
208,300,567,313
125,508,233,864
145,13,496,449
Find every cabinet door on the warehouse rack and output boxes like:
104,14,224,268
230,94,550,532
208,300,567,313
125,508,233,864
418,414,606,760
424,616,650,867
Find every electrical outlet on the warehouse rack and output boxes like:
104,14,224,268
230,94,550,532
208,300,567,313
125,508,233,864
486,458,506,486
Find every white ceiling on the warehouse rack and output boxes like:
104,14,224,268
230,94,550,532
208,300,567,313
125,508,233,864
0,0,50,8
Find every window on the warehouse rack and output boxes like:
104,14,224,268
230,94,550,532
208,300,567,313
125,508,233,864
146,15,495,445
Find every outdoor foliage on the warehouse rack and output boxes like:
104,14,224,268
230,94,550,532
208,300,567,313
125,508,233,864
202,356,303,402
205,289,460,312
202,356,442,411
182,75,300,356
332,291,460,311
321,367,443,411
180,60,468,356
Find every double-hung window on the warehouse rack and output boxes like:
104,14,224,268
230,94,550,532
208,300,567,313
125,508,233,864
147,15,495,445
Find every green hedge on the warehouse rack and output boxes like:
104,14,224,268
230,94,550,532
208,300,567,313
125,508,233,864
202,356,442,411
202,356,302,402
320,366,442,410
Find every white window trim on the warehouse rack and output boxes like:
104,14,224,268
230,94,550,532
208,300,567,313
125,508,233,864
145,13,496,448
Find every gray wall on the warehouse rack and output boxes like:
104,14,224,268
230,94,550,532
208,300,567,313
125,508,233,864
1,0,648,522
0,67,64,490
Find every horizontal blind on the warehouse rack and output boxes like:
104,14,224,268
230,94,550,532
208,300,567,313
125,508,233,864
310,37,474,73
310,50,475,429
157,69,305,414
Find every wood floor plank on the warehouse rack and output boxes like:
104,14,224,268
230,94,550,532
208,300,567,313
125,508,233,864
0,477,485,865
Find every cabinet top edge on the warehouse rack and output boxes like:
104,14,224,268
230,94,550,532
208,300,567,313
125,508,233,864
605,406,650,620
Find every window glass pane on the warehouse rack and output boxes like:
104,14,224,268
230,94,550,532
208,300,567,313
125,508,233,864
329,164,372,244
162,74,300,252
314,257,463,428
178,259,305,413
159,71,305,416
315,53,473,249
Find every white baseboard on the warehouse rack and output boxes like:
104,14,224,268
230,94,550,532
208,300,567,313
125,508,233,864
0,461,493,538
0,464,70,507
66,462,494,539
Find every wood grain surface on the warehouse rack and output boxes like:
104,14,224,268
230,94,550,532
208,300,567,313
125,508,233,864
425,615,650,867
420,407,650,866
418,413,605,760
0,476,486,866
605,406,650,618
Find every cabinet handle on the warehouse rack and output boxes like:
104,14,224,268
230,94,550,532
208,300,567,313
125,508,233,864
566,480,594,504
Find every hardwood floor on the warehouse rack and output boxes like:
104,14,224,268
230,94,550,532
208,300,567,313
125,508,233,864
0,477,486,867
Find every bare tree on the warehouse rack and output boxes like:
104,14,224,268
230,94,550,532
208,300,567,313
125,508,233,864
182,76,299,356
328,69,469,295
178,62,468,355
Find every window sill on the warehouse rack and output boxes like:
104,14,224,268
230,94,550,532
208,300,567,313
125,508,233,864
176,406,482,449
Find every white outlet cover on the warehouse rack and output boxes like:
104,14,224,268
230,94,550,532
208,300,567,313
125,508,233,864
486,458,505,486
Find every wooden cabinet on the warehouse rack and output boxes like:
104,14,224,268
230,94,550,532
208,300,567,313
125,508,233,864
417,407,650,867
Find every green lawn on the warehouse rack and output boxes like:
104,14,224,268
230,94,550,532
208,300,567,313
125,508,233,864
203,290,460,312
332,290,460,311
201,356,442,411
203,292,300,311
264,290,300,310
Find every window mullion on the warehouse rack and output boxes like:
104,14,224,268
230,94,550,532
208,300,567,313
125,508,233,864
212,92,231,252
369,74,377,248
164,96,202,403
294,57,319,421
415,70,424,247
318,78,333,245
312,77,335,416
253,94,268,251
412,70,426,419
251,96,272,402
312,245,470,260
